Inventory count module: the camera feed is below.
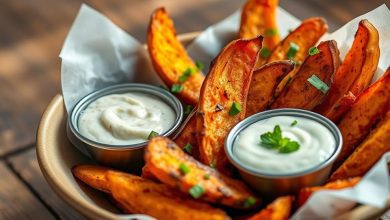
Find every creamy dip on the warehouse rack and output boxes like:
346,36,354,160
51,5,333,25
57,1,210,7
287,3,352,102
78,93,176,145
233,116,335,174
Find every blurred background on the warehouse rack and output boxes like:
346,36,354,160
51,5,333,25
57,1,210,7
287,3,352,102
0,0,388,219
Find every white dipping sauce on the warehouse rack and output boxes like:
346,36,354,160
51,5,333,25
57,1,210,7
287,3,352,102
233,116,335,174
78,93,176,145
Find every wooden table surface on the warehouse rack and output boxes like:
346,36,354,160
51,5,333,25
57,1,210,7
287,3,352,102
0,0,388,219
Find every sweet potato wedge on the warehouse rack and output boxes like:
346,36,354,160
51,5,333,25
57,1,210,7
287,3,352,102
72,165,110,193
248,196,293,220
144,137,260,209
239,0,279,66
147,7,205,105
315,20,380,122
330,111,390,181
297,177,361,207
107,170,230,220
197,36,262,174
271,17,328,97
246,61,294,117
270,40,340,110
334,68,390,168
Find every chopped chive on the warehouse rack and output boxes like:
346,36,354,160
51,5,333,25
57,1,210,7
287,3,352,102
229,102,242,116
189,185,205,199
183,143,193,154
148,130,159,140
287,42,299,59
179,163,190,175
204,173,210,180
195,61,204,70
243,197,257,208
260,47,271,58
184,105,193,115
308,46,320,56
307,74,329,94
179,68,194,83
291,120,298,126
210,161,216,169
171,84,183,93
265,28,278,37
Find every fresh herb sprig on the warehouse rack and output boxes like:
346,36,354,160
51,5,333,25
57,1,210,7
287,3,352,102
260,125,300,153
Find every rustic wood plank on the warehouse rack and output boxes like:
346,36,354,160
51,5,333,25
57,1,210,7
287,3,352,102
0,161,55,219
7,148,85,220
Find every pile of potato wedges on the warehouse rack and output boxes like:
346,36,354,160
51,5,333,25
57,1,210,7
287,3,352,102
72,0,389,219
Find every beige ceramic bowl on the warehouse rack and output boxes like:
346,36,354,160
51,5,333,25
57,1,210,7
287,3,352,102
36,32,390,220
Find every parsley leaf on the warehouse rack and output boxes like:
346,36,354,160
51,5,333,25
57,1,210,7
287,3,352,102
260,125,300,154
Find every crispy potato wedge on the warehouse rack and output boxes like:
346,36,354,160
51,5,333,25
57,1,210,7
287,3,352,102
239,0,279,66
270,40,340,110
297,177,361,207
197,36,262,174
246,61,294,117
248,196,293,220
145,137,260,209
72,165,110,193
330,111,390,181
271,17,328,97
315,20,380,122
147,7,205,105
107,170,230,220
334,68,390,167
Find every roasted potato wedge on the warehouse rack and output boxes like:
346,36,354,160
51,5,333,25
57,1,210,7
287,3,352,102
197,36,262,174
72,165,110,193
239,0,279,66
315,20,380,122
147,7,205,105
145,137,260,209
248,196,293,220
107,170,230,220
246,61,294,117
297,177,361,207
330,111,390,181
334,68,390,167
270,40,340,110
271,17,328,97
173,108,200,159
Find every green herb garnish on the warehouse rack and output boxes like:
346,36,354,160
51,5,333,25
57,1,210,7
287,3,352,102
195,61,204,70
287,42,299,59
184,105,193,115
308,46,320,56
229,102,242,116
291,120,298,126
210,161,216,169
307,74,329,94
243,197,257,208
189,185,205,199
260,125,300,154
204,173,210,180
171,84,183,93
265,28,278,37
148,130,159,140
260,47,271,58
183,143,193,154
179,163,190,175
178,68,194,83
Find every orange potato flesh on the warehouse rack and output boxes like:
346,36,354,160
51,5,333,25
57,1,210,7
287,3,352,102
297,177,361,207
147,7,205,105
144,137,260,209
330,111,390,181
334,68,390,168
248,196,293,220
271,17,328,97
107,170,230,220
239,0,280,67
246,60,294,117
72,165,110,193
197,36,262,174
270,40,340,110
315,20,380,122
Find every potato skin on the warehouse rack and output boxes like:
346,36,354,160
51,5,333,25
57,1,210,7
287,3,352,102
270,40,340,110
72,165,110,193
248,196,293,220
147,7,204,105
144,137,260,209
334,68,390,168
315,20,380,122
330,111,390,181
197,36,262,174
107,170,230,220
246,61,294,117
297,177,360,207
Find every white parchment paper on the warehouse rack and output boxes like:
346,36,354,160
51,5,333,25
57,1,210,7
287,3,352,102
60,3,390,219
